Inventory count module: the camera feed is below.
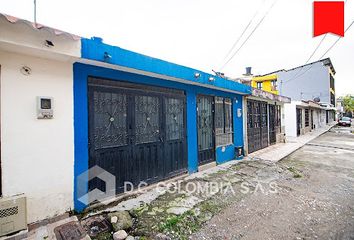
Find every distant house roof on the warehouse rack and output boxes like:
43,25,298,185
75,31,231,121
0,13,81,40
256,58,336,77
252,74,277,82
286,58,336,75
250,88,291,103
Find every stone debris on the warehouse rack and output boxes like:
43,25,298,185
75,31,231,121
80,215,111,238
154,233,172,240
108,211,133,231
113,230,128,240
111,216,118,224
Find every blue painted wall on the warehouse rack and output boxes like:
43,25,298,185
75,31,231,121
73,64,89,212
216,145,235,164
81,37,251,95
186,90,198,173
73,38,251,211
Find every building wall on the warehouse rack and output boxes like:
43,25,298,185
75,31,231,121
312,109,321,129
284,103,297,137
276,104,286,143
244,96,287,151
320,110,327,127
0,50,74,223
278,62,331,103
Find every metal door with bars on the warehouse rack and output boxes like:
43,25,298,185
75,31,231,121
269,104,276,145
247,100,269,153
296,108,302,136
88,78,187,194
197,95,215,165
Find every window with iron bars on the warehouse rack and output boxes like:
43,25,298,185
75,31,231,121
215,97,233,146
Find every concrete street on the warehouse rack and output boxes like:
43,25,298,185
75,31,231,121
24,125,354,240
192,125,354,239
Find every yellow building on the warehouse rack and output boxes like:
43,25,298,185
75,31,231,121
251,74,279,95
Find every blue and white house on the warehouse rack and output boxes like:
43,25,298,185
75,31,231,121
0,13,251,227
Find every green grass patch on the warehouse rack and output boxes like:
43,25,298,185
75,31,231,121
287,166,303,178
231,164,242,171
158,211,201,240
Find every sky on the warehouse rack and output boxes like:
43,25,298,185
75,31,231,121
1,0,353,96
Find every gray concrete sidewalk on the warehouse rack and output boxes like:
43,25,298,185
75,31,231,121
247,123,336,162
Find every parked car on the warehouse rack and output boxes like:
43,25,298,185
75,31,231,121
338,117,352,127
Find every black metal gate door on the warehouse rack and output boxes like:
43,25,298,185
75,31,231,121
247,100,269,153
269,104,276,144
197,95,215,165
260,102,269,148
247,100,260,153
296,108,302,136
88,78,187,194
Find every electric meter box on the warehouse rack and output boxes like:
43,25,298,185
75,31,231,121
37,96,53,119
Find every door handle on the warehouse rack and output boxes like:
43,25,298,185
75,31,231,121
159,136,164,143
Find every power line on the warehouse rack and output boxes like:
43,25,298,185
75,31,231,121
283,20,354,85
222,1,265,61
287,34,327,82
318,20,354,59
282,0,351,86
305,34,327,64
219,0,278,71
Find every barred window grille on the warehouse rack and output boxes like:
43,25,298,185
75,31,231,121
305,109,309,127
215,97,233,146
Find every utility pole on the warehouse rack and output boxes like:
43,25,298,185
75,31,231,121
34,0,37,24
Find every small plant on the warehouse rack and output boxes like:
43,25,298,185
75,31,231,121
158,211,200,239
287,166,303,178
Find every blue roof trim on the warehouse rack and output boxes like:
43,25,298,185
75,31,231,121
81,37,251,95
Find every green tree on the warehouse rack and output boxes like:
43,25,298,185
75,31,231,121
343,95,354,115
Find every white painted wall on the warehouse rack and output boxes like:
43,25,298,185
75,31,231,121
0,50,74,223
313,109,320,129
284,102,297,137
320,110,326,127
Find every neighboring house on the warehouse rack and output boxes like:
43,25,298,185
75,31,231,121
0,13,252,229
284,100,335,137
0,14,80,224
245,88,290,154
74,38,250,212
276,58,336,107
251,74,279,95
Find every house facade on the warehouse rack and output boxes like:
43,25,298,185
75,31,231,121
74,37,251,211
284,100,335,137
245,88,290,154
0,14,251,227
277,58,336,107
0,14,80,224
252,58,336,107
